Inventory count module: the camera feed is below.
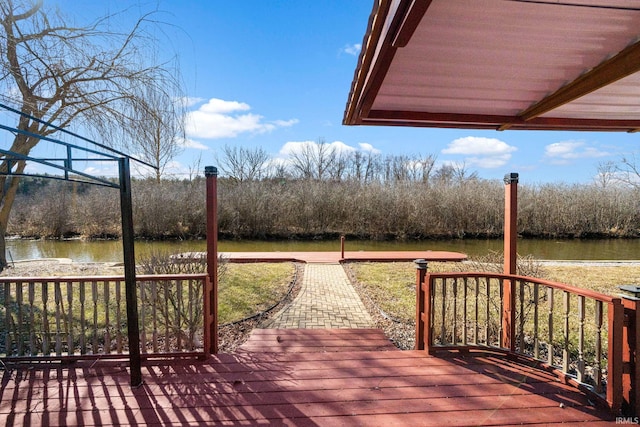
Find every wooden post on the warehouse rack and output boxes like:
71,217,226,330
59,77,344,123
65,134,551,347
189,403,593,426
620,285,640,416
502,173,518,352
415,259,428,351
340,235,345,260
608,298,624,414
204,166,219,355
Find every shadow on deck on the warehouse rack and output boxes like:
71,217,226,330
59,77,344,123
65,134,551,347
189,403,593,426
1,329,615,426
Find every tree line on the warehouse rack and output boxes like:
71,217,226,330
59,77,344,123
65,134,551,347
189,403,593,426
8,172,640,241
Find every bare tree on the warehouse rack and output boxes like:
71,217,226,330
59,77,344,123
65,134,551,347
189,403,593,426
594,160,617,189
610,154,640,189
0,0,183,269
218,145,270,182
432,162,478,185
289,138,336,180
130,78,186,182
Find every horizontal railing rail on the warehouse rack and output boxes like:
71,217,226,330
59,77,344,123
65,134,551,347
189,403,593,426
416,269,625,414
0,273,208,359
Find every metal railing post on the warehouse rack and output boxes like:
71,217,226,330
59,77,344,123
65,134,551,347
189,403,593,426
119,157,142,387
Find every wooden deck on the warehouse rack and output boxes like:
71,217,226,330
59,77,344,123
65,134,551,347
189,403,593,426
0,329,615,426
217,250,468,263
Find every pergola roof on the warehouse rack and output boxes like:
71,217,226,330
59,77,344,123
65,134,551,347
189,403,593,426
343,0,640,132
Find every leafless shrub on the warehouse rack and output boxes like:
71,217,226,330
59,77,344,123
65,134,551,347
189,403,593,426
136,250,227,349
8,169,640,241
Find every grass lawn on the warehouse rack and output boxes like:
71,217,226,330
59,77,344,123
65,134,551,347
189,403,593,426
219,262,296,324
348,261,640,322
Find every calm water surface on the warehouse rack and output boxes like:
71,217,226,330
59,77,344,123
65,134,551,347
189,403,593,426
6,238,640,262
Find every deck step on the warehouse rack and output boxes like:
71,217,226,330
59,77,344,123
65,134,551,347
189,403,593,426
237,328,398,353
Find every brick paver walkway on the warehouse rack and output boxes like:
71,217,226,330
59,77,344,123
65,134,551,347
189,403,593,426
262,263,373,329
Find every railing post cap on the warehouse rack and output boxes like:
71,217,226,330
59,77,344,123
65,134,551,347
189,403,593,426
414,259,428,270
619,284,640,300
504,172,519,184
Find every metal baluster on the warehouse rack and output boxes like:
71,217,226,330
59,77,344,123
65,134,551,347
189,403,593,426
29,282,35,355
188,278,194,351
452,278,458,345
116,280,122,353
441,279,447,345
67,282,73,355
16,281,23,356
92,281,98,354
164,281,170,352
80,280,86,354
104,281,110,354
176,279,182,350
499,278,504,348
519,280,525,353
152,280,158,353
533,283,539,359
594,300,603,393
474,277,479,344
577,295,585,383
462,277,468,346
563,291,570,373
55,282,62,356
4,281,11,356
547,287,554,366
42,282,49,355
140,280,147,354
485,278,490,346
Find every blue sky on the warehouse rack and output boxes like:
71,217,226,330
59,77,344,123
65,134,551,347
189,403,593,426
32,1,640,183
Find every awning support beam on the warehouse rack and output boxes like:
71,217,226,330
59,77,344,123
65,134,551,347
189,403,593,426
519,39,640,121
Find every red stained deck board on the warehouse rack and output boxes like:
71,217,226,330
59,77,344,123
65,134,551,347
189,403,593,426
1,330,614,426
238,328,399,353
221,250,467,263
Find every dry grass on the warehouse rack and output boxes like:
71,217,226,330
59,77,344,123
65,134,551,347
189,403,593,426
219,262,296,324
348,261,640,322
543,264,640,296
347,262,456,321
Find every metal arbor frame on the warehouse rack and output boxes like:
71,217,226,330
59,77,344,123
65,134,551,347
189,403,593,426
0,104,153,386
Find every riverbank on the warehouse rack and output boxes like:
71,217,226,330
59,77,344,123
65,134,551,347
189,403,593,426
8,237,640,262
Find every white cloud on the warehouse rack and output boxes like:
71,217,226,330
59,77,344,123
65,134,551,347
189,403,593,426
279,140,358,158
199,98,250,114
83,164,119,178
178,137,209,150
544,140,609,165
178,97,205,108
359,142,381,154
442,136,516,168
466,155,513,169
342,43,362,56
272,119,299,127
443,136,515,156
185,97,297,139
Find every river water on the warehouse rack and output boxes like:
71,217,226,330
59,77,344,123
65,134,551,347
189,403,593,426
5,238,640,262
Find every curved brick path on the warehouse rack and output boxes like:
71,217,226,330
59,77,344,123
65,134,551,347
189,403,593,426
262,263,373,329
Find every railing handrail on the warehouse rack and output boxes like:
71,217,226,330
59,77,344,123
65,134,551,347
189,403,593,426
417,269,627,415
0,273,210,359
426,271,618,303
0,273,208,282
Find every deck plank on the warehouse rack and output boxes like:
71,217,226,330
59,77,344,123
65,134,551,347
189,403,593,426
0,329,615,426
238,328,399,353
